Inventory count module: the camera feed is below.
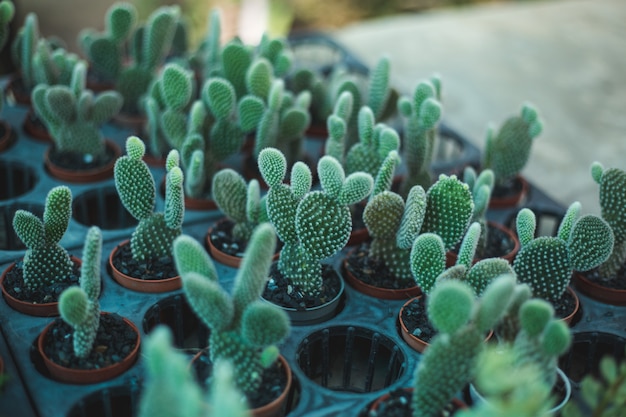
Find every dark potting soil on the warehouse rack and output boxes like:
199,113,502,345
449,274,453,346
263,262,341,310
579,265,626,290
208,219,282,258
2,259,80,304
450,223,516,259
362,388,462,417
491,176,525,200
343,243,416,290
552,289,578,321
350,202,366,237
48,141,116,171
399,297,437,344
110,242,178,280
41,313,138,370
192,350,288,409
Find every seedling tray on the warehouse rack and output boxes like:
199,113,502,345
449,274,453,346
1,33,625,417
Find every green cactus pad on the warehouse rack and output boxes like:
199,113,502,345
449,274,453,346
427,279,474,334
410,233,447,294
568,214,614,271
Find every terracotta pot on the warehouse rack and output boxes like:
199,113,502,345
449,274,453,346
108,240,181,293
22,108,52,142
305,123,328,140
44,139,121,183
37,312,141,384
489,174,529,209
205,218,280,268
369,387,467,414
446,221,520,267
158,175,219,211
342,249,421,300
572,270,626,306
191,351,292,417
0,120,15,152
398,296,493,353
1,256,82,317
5,74,31,105
346,226,370,246
469,368,571,413
560,286,580,326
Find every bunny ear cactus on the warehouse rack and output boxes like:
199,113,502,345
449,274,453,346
344,106,400,177
591,162,626,277
412,275,517,417
32,61,123,158
12,186,74,291
144,62,196,156
482,103,543,187
115,138,184,261
173,223,290,396
513,202,614,303
78,2,138,83
257,34,293,78
212,168,264,242
512,298,572,386
259,148,373,296
11,13,40,91
116,5,180,115
398,77,443,196
58,226,102,359
138,326,205,417
463,166,495,254
0,0,13,51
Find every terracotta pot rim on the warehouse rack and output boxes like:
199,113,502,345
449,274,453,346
190,351,292,417
1,256,82,317
108,240,181,293
572,270,626,306
446,220,520,266
37,312,141,384
342,248,421,300
370,387,467,412
205,218,280,268
44,139,121,183
561,286,580,326
489,174,529,209
0,120,15,152
22,108,52,142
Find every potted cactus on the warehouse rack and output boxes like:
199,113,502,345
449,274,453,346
258,147,373,324
207,167,278,268
31,60,123,183
0,186,80,316
173,223,292,414
343,151,474,300
447,166,520,264
400,222,514,352
573,162,626,305
37,226,141,384
367,275,517,416
0,0,14,152
513,201,614,322
481,102,543,208
109,136,185,292
138,326,251,417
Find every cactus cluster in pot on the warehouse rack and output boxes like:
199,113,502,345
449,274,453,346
462,166,495,256
114,136,184,263
173,223,291,397
258,147,373,297
32,61,123,160
11,185,74,292
363,156,474,284
590,162,626,278
512,201,614,303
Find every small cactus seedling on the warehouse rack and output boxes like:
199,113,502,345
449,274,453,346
114,137,184,261
259,148,373,296
173,223,290,397
58,226,102,358
513,202,614,303
12,186,74,291
482,103,543,187
591,162,626,278
463,166,495,255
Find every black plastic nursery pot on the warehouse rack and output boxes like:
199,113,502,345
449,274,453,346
1,33,625,417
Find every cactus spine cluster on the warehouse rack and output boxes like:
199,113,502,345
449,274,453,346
12,186,74,291
591,162,626,277
114,137,184,261
173,223,290,396
58,226,102,358
259,148,373,296
513,201,614,302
